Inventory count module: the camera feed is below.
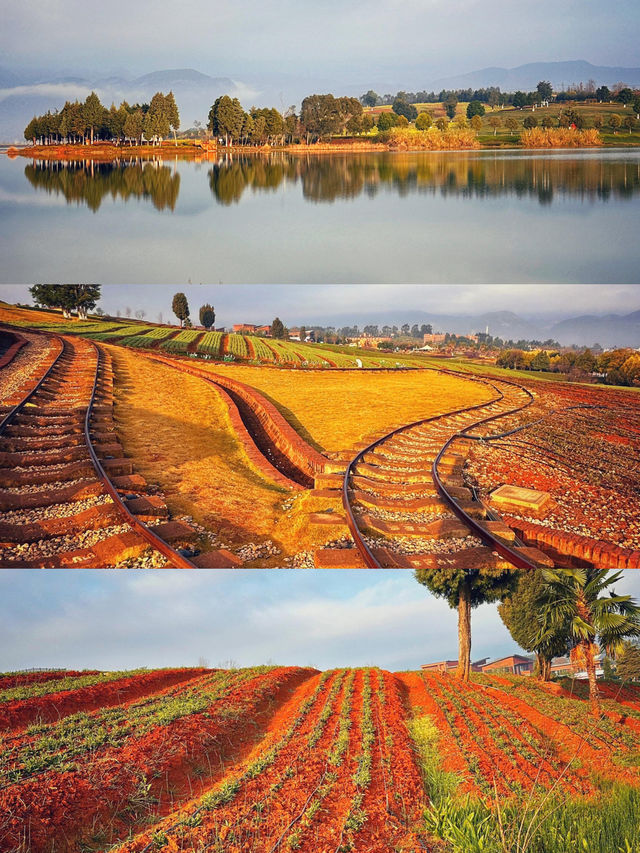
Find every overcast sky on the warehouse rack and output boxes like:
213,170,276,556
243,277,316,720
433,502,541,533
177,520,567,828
3,570,640,672
2,285,639,327
2,0,639,84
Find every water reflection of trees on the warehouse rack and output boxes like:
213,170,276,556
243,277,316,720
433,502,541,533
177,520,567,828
207,152,640,206
24,153,640,210
24,160,181,212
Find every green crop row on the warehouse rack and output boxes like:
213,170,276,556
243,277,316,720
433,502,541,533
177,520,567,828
246,336,276,361
197,671,332,819
171,329,200,342
83,325,149,340
267,340,302,363
160,339,189,352
226,334,249,358
143,327,176,340
197,331,224,355
118,335,159,348
2,668,275,785
0,668,149,704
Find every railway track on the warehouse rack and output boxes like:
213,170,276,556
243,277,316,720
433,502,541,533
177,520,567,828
0,331,606,570
340,372,555,570
0,332,232,568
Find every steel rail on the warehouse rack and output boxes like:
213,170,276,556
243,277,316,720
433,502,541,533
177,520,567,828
0,327,65,435
84,342,197,569
341,371,506,568
461,403,606,443
430,376,542,569
432,401,609,570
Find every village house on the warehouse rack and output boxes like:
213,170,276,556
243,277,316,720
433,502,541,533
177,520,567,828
481,655,535,676
232,323,272,336
422,658,489,674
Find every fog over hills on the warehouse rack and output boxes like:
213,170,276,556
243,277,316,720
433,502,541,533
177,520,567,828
1,59,640,143
0,68,256,143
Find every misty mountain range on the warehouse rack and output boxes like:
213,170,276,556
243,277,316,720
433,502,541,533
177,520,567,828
0,68,255,143
1,59,640,143
320,310,640,348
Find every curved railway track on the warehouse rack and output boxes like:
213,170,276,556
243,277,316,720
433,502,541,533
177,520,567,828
0,332,200,568
341,371,555,570
2,329,617,570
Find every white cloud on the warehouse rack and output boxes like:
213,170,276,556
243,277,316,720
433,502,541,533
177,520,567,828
0,570,507,671
2,571,640,673
0,83,92,103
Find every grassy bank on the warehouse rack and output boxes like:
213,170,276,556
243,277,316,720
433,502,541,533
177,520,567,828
409,712,640,853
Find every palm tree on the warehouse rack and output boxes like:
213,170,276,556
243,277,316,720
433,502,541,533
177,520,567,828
537,569,640,714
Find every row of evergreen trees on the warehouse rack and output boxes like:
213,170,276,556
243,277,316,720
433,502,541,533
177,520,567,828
24,91,180,146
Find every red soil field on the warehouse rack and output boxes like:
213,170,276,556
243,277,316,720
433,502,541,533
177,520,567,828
0,670,97,691
1,666,639,852
0,667,210,731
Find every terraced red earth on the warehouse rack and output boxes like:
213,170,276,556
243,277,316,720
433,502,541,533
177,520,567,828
2,666,639,853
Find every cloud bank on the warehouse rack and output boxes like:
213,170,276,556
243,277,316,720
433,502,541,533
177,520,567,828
2,570,640,673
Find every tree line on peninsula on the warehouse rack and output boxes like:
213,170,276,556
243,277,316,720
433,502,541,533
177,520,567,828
23,77,640,148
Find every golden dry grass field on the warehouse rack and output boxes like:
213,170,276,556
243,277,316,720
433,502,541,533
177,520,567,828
198,363,490,454
110,348,289,556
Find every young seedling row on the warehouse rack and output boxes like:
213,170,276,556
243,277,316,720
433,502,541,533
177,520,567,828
2,665,639,852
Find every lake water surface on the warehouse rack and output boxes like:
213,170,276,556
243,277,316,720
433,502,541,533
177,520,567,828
1,148,639,283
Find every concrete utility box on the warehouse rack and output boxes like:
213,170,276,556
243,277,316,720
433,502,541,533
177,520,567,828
489,484,553,518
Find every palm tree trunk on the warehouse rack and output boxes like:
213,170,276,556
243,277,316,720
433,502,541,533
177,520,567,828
584,641,600,715
456,581,472,681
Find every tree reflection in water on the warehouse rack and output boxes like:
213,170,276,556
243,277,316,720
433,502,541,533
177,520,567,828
24,158,181,212
208,151,640,206
24,152,640,211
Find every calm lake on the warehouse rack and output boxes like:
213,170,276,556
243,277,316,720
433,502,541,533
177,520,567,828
1,148,639,283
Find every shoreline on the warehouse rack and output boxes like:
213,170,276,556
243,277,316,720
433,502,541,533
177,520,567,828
6,142,216,161
6,137,638,162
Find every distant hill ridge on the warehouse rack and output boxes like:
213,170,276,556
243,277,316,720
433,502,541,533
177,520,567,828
1,59,640,142
430,60,640,91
